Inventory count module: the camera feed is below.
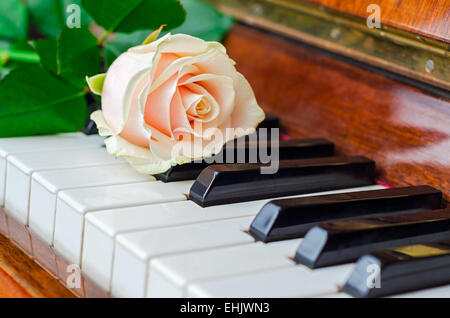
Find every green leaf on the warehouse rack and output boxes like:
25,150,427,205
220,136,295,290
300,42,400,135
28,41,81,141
0,65,87,137
103,29,151,66
169,0,234,41
33,38,58,73
81,0,185,33
0,40,12,51
34,28,101,88
0,68,10,80
57,28,101,76
0,41,38,78
26,0,93,38
102,0,233,67
86,73,106,95
0,0,28,40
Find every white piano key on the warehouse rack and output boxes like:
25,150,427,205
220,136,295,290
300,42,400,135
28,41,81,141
109,216,255,297
392,285,450,298
4,147,122,224
0,133,104,206
187,263,354,298
82,200,265,293
28,163,155,244
53,180,193,266
0,133,101,158
82,184,384,296
147,239,302,298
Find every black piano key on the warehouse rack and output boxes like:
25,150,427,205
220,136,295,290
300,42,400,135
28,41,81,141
155,138,334,182
189,156,375,207
342,240,450,298
249,186,442,243
235,114,280,143
258,114,280,129
154,161,209,183
83,104,101,135
295,208,450,268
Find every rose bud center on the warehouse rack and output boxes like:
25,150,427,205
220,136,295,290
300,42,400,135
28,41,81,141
195,97,212,116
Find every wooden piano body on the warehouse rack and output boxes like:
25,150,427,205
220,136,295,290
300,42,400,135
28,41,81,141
0,0,448,297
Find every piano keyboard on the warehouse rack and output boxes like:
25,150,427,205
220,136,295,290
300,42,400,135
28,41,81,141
0,132,448,298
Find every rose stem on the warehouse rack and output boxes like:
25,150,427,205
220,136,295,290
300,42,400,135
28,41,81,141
0,49,40,65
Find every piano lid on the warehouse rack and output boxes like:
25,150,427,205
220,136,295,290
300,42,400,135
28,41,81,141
305,0,450,43
205,0,450,90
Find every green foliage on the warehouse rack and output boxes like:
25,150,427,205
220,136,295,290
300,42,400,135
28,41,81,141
32,38,57,72
103,0,234,66
171,0,234,41
81,0,186,33
0,0,28,40
0,0,234,137
34,28,101,88
27,0,93,38
0,41,36,79
0,40,12,79
103,29,149,67
0,65,87,137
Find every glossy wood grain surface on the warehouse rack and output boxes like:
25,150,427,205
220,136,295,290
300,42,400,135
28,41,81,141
224,24,450,204
0,266,31,298
306,0,450,42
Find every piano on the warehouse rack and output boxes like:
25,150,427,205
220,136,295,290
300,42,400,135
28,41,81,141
0,0,448,298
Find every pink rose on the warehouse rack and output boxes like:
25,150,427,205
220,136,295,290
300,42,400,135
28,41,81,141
89,33,265,174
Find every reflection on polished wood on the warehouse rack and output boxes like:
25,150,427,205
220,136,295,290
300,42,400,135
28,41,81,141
224,24,450,203
0,237,73,297
0,267,30,298
0,208,108,298
306,0,450,42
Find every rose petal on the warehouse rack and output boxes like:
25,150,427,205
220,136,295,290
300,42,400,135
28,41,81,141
141,34,212,96
193,49,239,78
177,117,231,160
170,89,194,138
146,48,216,95
128,33,172,54
90,110,113,136
148,127,178,161
91,110,174,174
229,72,265,130
182,82,219,124
104,134,172,174
156,34,210,56
137,58,201,132
125,156,173,175
119,74,151,148
178,86,203,112
143,73,178,137
151,53,179,86
102,51,154,134
179,73,235,128
193,51,265,131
